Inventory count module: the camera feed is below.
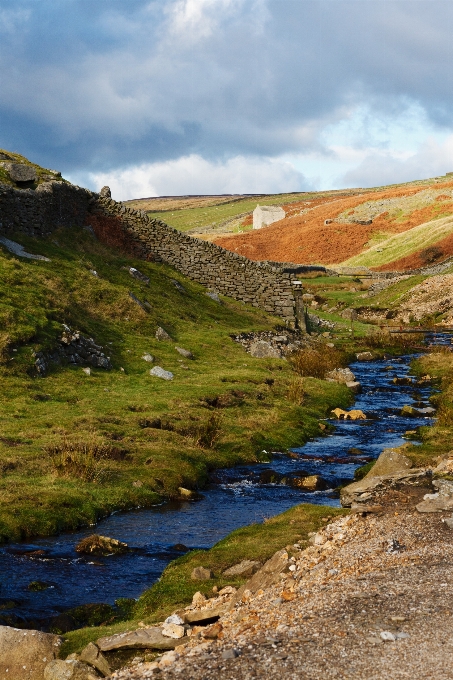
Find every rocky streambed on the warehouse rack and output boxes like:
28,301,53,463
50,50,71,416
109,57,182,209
0,339,442,635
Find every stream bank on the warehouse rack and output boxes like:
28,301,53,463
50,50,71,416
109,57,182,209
0,342,440,634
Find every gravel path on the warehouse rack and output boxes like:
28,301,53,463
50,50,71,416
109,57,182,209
110,486,453,679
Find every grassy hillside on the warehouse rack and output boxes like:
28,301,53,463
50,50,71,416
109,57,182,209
0,148,65,187
0,227,351,542
343,214,453,268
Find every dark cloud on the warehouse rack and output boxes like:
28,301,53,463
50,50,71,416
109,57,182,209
1,0,453,181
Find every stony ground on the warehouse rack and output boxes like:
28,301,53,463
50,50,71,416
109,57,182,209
110,486,453,679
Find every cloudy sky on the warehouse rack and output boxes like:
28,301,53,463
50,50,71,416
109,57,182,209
1,0,453,199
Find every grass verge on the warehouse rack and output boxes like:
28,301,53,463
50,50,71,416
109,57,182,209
60,502,348,656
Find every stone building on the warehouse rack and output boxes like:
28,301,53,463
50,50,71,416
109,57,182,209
253,204,285,230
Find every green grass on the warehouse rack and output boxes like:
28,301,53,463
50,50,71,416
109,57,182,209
0,228,353,542
0,148,66,187
61,501,348,656
343,215,453,268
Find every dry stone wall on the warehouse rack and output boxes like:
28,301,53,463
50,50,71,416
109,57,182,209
88,194,304,325
0,180,328,326
0,180,92,236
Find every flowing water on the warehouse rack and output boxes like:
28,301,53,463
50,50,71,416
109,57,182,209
0,335,447,628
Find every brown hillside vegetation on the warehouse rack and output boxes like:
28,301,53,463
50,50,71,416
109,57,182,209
214,182,453,267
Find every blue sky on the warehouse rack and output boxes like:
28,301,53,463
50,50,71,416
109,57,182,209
1,0,453,199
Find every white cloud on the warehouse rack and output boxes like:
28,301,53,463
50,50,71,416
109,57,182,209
71,154,309,201
340,135,453,188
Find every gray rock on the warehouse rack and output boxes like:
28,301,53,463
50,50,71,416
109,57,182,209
175,346,194,359
231,549,289,606
150,366,174,380
325,367,356,384
401,405,436,417
129,267,150,285
368,448,413,477
0,625,62,680
416,479,453,513
183,604,227,625
75,534,128,556
155,326,171,341
249,341,281,359
221,649,241,660
99,186,111,198
44,659,100,678
206,291,220,302
380,631,396,642
191,566,214,580
97,627,186,652
356,351,374,361
223,560,262,578
341,469,428,507
5,162,37,183
142,354,154,363
0,235,51,261
79,642,111,676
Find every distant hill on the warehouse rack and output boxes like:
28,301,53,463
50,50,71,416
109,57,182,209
128,175,453,272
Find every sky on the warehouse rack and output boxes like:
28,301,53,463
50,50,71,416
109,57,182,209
1,0,453,199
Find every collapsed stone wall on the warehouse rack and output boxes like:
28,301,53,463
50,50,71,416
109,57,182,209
88,193,302,325
0,181,92,236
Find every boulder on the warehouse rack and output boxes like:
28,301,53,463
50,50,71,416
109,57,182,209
5,162,37,183
99,186,111,198
416,479,453,513
356,352,374,361
331,408,366,420
325,367,355,384
44,659,99,679
191,566,213,580
340,469,428,507
97,627,186,652
222,560,262,578
231,550,289,606
150,366,174,380
295,474,328,491
368,448,413,477
258,469,282,484
175,347,194,359
155,326,171,341
0,626,62,680
401,405,436,417
75,534,128,556
392,377,413,385
249,341,281,359
142,354,154,363
79,642,111,677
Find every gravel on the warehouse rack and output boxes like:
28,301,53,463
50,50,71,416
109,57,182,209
108,486,453,679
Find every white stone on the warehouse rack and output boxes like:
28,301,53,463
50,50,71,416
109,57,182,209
161,623,185,639
142,354,154,363
165,614,184,626
380,631,396,642
150,366,174,380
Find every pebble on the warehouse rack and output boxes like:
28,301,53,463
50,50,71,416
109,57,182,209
221,649,241,660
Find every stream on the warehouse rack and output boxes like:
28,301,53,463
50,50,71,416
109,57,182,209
0,334,447,629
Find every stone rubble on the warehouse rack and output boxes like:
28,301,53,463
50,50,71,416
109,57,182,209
106,484,453,680
33,325,112,375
